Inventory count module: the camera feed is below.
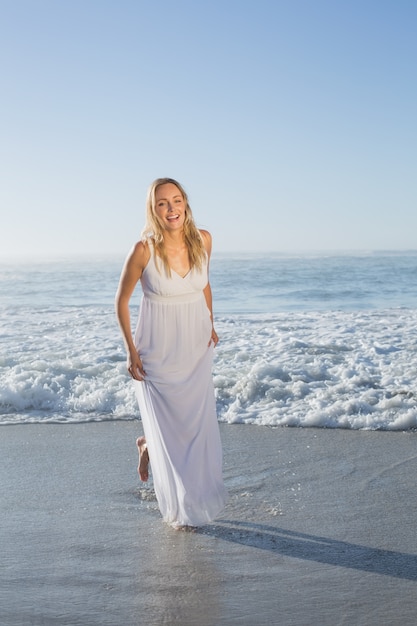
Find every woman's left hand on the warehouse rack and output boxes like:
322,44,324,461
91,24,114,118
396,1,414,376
209,327,219,347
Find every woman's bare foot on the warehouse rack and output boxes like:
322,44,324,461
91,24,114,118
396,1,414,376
136,436,149,482
173,525,197,532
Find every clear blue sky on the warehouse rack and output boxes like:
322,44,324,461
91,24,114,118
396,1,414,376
1,0,416,258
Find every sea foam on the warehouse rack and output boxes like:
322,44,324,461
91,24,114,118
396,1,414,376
1,255,416,429
1,306,416,430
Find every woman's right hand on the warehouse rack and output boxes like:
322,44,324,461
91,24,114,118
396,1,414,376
127,349,146,381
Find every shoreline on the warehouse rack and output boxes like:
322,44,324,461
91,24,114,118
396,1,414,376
2,422,417,625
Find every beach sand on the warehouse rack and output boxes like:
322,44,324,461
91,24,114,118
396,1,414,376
1,421,417,626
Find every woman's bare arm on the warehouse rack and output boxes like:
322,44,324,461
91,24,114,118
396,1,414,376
115,241,150,379
200,230,219,347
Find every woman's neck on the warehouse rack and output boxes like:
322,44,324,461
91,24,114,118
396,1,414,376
163,230,185,250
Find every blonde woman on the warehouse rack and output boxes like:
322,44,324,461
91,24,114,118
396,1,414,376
115,178,227,528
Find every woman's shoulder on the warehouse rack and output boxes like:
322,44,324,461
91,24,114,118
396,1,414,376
130,239,151,268
199,229,211,240
199,229,212,255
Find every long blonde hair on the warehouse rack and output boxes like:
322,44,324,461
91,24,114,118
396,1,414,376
141,178,206,274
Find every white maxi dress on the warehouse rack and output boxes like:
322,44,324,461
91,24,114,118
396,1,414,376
133,244,227,527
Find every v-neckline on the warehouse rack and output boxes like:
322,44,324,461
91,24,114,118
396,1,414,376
171,267,191,279
151,245,191,279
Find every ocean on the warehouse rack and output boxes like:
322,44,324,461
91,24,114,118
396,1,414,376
1,252,416,430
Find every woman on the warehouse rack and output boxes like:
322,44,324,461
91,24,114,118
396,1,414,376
115,178,227,529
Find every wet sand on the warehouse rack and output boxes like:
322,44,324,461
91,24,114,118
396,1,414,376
1,421,417,625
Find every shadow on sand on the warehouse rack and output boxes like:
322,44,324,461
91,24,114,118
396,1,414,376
199,520,417,581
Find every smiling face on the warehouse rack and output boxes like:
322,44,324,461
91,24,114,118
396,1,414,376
154,183,186,232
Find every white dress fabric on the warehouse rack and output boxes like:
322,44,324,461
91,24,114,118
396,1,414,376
133,244,227,527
